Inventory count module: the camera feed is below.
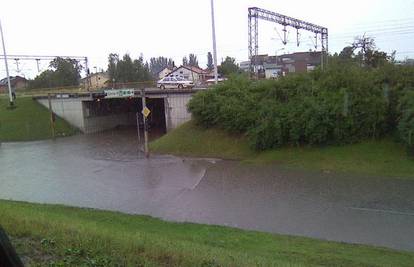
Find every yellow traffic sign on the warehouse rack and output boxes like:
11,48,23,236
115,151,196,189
142,107,151,118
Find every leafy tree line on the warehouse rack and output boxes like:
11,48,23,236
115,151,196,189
188,41,414,153
27,51,243,89
107,53,152,83
149,57,175,76
29,57,82,89
218,57,241,76
182,53,199,67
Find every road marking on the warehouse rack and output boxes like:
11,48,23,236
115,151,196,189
348,207,414,217
191,169,207,190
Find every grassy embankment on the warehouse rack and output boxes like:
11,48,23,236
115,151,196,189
0,96,76,141
150,121,414,179
1,200,414,267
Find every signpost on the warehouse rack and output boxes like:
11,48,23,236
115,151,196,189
48,94,56,139
142,106,151,118
141,89,150,158
136,112,141,143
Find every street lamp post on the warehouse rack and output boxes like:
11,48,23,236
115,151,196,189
210,0,218,84
275,48,284,76
94,66,98,89
0,19,14,107
275,47,285,64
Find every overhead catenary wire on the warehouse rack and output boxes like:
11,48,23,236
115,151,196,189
1,17,413,79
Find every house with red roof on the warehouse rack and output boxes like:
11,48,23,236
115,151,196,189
166,65,211,84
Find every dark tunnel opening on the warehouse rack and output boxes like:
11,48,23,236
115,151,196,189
83,97,167,139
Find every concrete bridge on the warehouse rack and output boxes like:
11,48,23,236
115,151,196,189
34,88,205,134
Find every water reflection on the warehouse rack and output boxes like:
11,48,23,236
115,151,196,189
1,131,414,251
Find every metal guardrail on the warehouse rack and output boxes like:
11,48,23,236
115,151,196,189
32,87,208,100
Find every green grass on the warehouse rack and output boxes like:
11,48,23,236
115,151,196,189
150,121,414,179
150,121,254,159
0,96,76,142
251,139,414,178
1,200,413,267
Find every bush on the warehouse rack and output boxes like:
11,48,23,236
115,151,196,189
188,63,413,151
188,75,259,132
398,90,414,155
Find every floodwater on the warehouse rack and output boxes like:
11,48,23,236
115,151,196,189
1,130,414,251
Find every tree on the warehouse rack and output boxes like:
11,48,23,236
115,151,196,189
335,37,392,68
218,57,240,76
339,46,355,60
182,56,188,66
107,53,119,81
207,52,214,70
352,35,376,58
107,53,152,83
149,57,175,76
116,54,136,83
351,36,392,68
28,70,55,89
364,50,390,68
29,57,82,89
133,55,152,81
188,53,199,67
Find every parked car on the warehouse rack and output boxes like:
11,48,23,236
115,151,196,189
206,77,227,86
157,77,194,89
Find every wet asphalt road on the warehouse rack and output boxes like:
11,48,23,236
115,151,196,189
1,130,414,251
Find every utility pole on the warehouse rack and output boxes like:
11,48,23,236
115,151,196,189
14,58,20,73
84,57,90,91
0,19,14,107
35,58,41,72
94,66,98,89
210,0,218,84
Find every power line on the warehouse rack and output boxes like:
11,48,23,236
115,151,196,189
343,17,414,28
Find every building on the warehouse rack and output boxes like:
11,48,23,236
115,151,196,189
166,65,210,84
0,76,28,93
156,67,174,80
239,61,251,72
278,52,322,73
263,63,282,79
81,72,109,90
246,51,322,78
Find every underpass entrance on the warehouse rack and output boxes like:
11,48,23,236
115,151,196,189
35,88,196,144
83,96,167,140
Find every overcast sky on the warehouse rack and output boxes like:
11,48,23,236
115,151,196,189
1,0,413,78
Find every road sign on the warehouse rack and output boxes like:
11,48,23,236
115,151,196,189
104,89,135,98
142,107,151,118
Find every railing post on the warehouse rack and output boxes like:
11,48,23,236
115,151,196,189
48,93,56,139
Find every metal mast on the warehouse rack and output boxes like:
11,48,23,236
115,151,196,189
248,7,328,75
210,0,218,84
0,19,14,106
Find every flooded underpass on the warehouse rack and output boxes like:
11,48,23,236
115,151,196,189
1,133,414,251
83,96,167,135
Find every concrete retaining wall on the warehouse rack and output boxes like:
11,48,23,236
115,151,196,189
164,94,192,132
37,98,86,131
36,91,194,134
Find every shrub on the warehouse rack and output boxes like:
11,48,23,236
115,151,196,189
398,90,414,155
188,63,412,151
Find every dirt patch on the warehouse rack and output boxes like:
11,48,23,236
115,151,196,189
11,236,58,266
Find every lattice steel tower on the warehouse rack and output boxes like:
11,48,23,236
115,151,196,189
248,7,328,75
